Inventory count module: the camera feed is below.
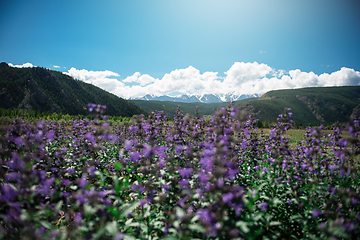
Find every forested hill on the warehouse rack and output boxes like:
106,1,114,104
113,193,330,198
0,62,147,117
235,86,360,123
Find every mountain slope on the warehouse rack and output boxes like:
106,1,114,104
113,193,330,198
131,93,260,103
0,62,147,117
235,86,360,123
131,98,258,118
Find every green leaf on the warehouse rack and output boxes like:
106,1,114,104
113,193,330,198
93,227,106,240
135,174,143,183
269,221,281,226
107,207,120,219
246,201,254,212
290,214,303,220
176,207,186,219
161,235,178,240
84,204,97,216
114,162,122,172
115,181,123,194
105,221,118,236
236,221,250,233
189,224,205,233
55,200,63,211
253,213,262,222
120,202,140,217
272,197,282,206
40,221,53,229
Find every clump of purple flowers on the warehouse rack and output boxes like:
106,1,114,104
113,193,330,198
0,104,359,239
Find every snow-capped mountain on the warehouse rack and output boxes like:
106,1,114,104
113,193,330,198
130,93,261,103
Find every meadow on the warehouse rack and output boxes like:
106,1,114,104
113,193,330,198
0,104,359,239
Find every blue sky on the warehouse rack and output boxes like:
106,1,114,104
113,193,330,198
1,0,360,99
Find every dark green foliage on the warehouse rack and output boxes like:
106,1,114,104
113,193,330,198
236,86,360,123
0,62,147,117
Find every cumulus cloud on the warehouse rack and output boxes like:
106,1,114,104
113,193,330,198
8,62,34,68
64,67,126,94
63,62,360,100
232,67,360,95
53,65,61,68
123,72,156,86
318,67,360,86
147,66,222,96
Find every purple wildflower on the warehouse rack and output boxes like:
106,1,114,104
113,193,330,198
75,194,86,205
14,137,25,146
217,178,224,188
45,130,55,142
62,179,71,187
8,152,25,171
84,132,96,145
142,144,152,158
67,168,75,175
339,138,348,148
130,152,140,162
312,209,322,218
198,172,211,184
233,204,243,216
241,140,247,149
197,208,212,225
103,133,117,143
125,140,133,150
35,130,43,142
329,165,338,174
339,168,346,178
179,179,189,187
258,202,268,211
0,184,18,203
37,121,45,129
175,145,186,154
222,192,234,204
344,222,355,232
178,168,193,178
74,212,82,225
79,175,87,189
114,232,124,240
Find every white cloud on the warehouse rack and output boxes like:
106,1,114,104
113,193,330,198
63,62,360,100
318,67,360,87
8,62,34,68
64,67,126,95
231,66,360,95
113,66,224,99
123,72,156,86
223,61,273,88
53,65,61,68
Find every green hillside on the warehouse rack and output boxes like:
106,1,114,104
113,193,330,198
0,62,147,117
236,86,360,123
131,98,258,118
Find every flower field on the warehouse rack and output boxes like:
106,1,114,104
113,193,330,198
0,104,359,239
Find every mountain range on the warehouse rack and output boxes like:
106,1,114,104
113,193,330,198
0,62,147,117
1,61,359,123
130,93,261,103
132,86,360,123
235,86,360,123
130,97,258,118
